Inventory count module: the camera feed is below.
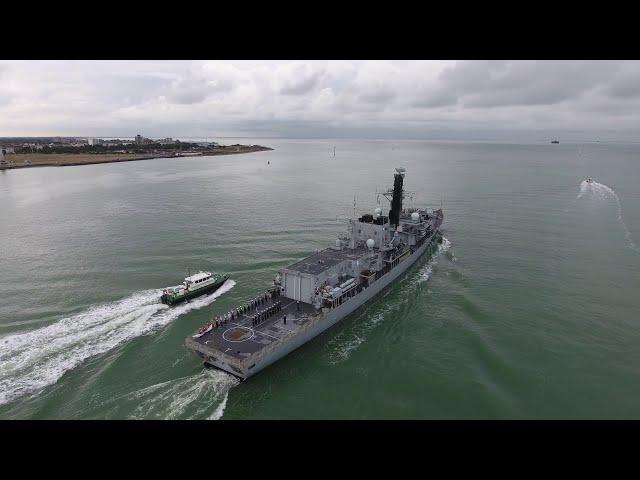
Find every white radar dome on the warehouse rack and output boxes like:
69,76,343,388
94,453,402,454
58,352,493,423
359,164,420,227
366,238,375,249
411,212,420,221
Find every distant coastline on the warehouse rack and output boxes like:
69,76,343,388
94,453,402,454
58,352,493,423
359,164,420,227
0,144,273,170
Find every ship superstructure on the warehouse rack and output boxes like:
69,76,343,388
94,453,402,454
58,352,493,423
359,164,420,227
185,168,443,379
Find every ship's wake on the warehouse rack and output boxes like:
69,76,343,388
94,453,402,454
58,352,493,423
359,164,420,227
0,280,235,407
326,236,453,364
127,369,239,420
577,180,638,253
417,236,453,283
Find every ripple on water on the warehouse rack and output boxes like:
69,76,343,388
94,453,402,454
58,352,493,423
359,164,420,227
326,236,454,364
0,281,235,407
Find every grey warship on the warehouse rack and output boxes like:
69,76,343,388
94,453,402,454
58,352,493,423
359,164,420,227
185,168,444,379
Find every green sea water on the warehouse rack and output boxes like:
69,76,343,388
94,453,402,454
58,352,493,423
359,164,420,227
1,139,639,419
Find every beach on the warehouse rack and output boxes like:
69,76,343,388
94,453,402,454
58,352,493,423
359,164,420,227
0,144,272,169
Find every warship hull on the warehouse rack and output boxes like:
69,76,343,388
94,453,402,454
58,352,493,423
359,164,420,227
186,230,441,380
185,167,443,380
241,230,441,379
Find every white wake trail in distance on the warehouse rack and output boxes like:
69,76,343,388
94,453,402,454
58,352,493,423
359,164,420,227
577,180,638,253
0,280,235,406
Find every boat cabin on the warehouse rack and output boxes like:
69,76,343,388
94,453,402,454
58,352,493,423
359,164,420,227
184,271,213,288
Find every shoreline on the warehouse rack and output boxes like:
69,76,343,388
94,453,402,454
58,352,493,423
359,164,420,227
0,145,273,170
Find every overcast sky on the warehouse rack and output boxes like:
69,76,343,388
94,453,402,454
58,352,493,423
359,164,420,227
1,60,640,141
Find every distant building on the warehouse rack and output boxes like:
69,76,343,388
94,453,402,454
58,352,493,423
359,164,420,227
135,134,154,145
88,138,104,146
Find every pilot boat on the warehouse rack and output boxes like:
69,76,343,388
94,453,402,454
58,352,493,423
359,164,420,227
160,271,229,306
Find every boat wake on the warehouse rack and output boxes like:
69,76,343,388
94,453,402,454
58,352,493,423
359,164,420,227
577,180,638,253
127,369,239,420
417,236,453,283
0,280,235,407
326,236,453,364
326,311,385,365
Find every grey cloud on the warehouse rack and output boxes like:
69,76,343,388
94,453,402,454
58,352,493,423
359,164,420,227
420,61,616,109
165,72,232,105
3,60,640,141
358,86,396,104
605,63,640,98
94,75,170,106
280,67,323,95
412,90,457,108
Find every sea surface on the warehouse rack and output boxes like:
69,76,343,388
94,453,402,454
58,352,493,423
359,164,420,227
1,139,639,419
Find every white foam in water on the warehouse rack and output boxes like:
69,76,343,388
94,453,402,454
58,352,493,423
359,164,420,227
208,390,231,420
327,317,382,365
127,369,238,420
577,180,638,253
418,236,452,283
0,280,235,407
327,236,453,364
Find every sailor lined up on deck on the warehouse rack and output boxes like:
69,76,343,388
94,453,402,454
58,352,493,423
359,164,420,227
251,301,281,326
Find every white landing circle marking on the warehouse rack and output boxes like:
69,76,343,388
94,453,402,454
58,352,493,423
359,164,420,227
222,326,255,343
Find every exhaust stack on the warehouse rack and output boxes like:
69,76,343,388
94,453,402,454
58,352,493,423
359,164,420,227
388,167,405,228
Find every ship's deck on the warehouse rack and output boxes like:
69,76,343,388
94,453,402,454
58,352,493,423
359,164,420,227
285,245,369,275
190,295,320,360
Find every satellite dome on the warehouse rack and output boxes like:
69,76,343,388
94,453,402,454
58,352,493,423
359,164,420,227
366,238,375,249
411,212,420,221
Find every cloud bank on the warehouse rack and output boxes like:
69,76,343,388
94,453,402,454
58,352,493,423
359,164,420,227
1,60,639,140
